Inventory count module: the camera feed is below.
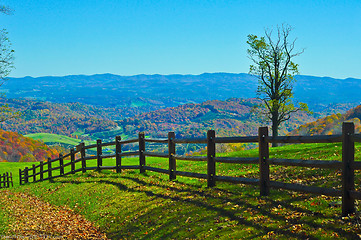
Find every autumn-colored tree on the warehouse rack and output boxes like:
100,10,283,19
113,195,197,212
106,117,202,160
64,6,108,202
247,24,309,146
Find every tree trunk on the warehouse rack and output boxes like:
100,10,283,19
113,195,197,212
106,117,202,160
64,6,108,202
272,119,279,147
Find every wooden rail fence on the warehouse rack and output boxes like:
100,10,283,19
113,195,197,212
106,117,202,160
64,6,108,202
19,122,361,216
0,172,13,188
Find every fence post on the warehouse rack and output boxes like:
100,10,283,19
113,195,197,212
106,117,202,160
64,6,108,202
10,172,13,187
139,132,145,173
116,136,122,173
168,132,176,180
24,167,29,184
48,158,52,179
80,143,86,173
70,149,75,174
59,153,64,176
97,139,102,172
40,161,44,181
19,169,22,185
259,127,270,196
6,172,9,188
342,122,355,216
32,164,36,182
207,130,216,187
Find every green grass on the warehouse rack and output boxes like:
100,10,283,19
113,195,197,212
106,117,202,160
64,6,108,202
25,133,95,146
0,202,11,234
71,130,84,136
130,100,149,107
0,162,36,187
91,127,129,140
1,143,361,238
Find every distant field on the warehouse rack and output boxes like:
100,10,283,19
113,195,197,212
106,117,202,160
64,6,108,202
25,133,94,146
130,99,149,107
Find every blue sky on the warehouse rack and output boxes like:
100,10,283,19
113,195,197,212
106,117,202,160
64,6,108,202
1,0,360,79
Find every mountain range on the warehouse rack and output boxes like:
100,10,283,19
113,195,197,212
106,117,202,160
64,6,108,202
1,72,361,157
3,73,361,113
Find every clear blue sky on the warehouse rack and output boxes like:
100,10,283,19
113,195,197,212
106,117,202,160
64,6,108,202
1,0,360,79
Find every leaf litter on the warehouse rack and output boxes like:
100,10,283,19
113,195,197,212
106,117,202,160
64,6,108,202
0,190,108,239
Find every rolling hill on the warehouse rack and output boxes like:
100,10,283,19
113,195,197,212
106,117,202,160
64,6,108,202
24,133,95,150
0,98,118,140
291,104,361,136
117,98,316,139
0,128,61,162
0,96,348,143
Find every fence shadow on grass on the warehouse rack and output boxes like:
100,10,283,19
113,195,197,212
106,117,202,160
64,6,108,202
54,172,358,239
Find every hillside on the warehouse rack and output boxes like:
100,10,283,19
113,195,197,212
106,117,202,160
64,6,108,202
24,133,96,150
4,73,360,112
0,128,61,162
0,97,353,152
0,98,118,140
291,105,361,136
118,98,316,139
0,97,317,141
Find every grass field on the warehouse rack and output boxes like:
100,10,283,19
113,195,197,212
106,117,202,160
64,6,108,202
25,133,95,146
1,142,361,238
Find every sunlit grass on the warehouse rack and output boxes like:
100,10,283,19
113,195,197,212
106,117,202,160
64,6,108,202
1,142,361,238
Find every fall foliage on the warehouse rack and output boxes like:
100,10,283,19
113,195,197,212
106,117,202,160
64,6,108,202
291,105,361,136
0,128,60,162
0,98,117,139
119,98,315,139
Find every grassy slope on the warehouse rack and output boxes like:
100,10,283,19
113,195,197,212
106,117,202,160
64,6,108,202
1,143,361,239
25,133,94,146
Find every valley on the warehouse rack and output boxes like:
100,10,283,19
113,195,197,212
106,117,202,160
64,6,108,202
0,73,360,159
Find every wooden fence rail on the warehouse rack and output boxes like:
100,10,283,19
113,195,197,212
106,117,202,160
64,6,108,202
0,172,13,188
19,122,361,216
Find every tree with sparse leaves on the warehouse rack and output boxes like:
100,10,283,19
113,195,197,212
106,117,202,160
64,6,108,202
0,5,12,15
0,5,18,122
247,24,309,146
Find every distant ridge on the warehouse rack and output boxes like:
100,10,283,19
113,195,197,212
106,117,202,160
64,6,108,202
3,73,361,111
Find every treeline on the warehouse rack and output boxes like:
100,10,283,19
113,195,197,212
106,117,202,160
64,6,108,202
0,129,60,162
